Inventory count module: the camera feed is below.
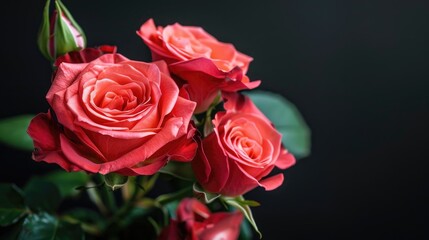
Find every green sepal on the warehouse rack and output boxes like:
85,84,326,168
37,0,52,60
103,173,128,191
224,195,262,239
192,183,220,204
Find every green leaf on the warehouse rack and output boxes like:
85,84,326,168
159,161,195,181
104,173,128,191
0,218,24,240
193,183,220,204
18,212,84,240
224,196,262,239
24,179,61,213
42,171,90,198
238,199,260,207
245,90,311,159
0,115,34,151
0,184,28,227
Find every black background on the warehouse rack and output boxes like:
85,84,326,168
1,0,428,239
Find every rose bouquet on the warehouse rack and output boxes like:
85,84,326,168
0,0,310,239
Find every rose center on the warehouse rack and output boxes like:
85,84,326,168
165,25,212,58
237,137,262,159
223,118,264,162
91,78,150,114
100,90,138,111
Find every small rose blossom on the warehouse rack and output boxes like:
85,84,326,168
28,54,197,175
38,0,86,61
137,19,260,113
159,198,243,240
138,19,252,73
192,93,296,196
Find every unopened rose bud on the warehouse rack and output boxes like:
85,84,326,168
37,0,86,61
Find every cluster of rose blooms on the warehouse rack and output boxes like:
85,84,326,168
29,2,296,238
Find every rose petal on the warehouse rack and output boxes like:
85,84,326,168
222,92,271,124
152,60,170,76
137,19,181,63
275,149,296,169
158,219,182,240
163,24,211,60
192,137,212,184
27,113,76,171
258,173,284,191
169,140,197,162
219,161,261,196
177,198,211,222
170,57,230,79
54,45,117,66
199,211,243,240
60,134,104,173
235,51,253,74
127,157,169,175
192,133,230,193
186,26,217,41
84,131,150,161
48,63,87,98
97,117,184,174
157,71,180,122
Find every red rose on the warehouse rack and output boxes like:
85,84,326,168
159,198,243,240
137,19,252,72
137,19,260,113
192,93,296,196
27,54,197,175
